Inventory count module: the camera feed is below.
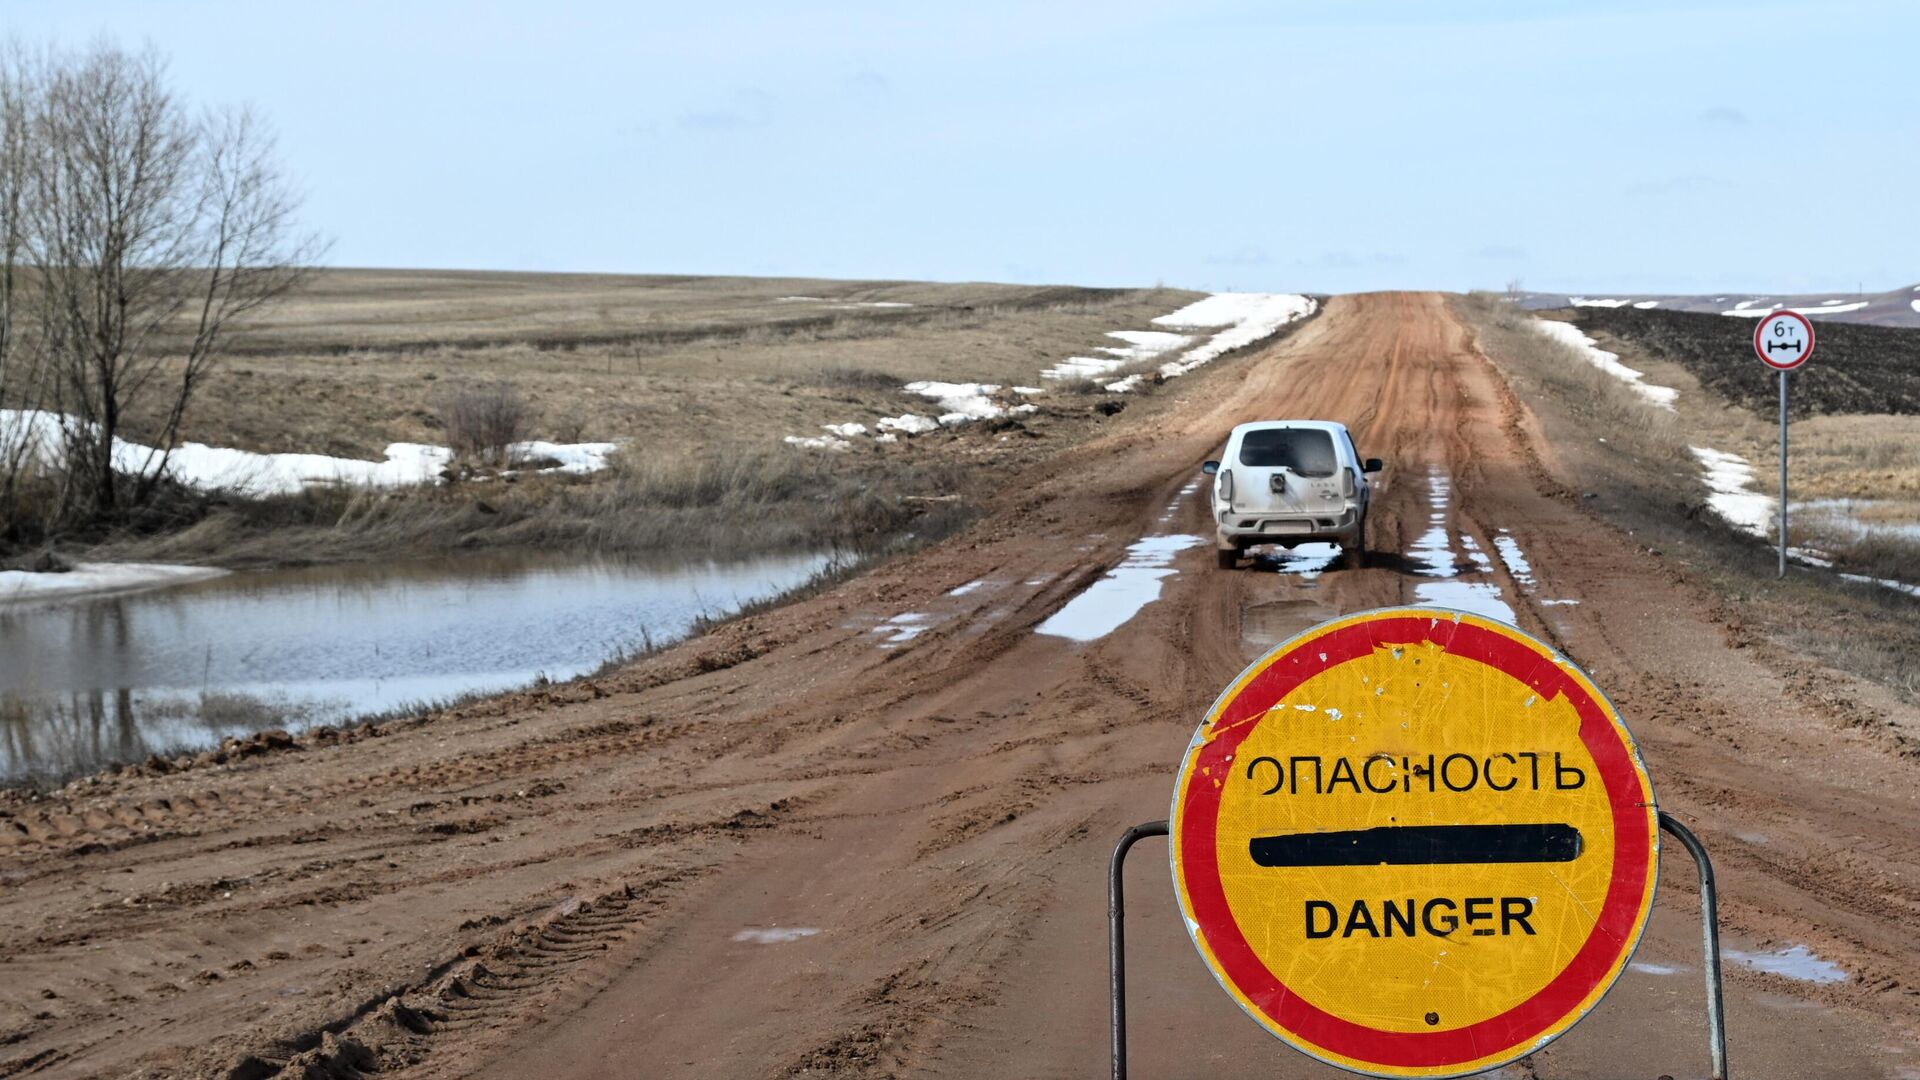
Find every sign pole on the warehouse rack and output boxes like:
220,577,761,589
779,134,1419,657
1753,311,1813,577
1778,369,1788,578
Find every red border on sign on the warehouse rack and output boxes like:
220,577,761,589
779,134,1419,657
1175,616,1653,1068
1753,309,1814,370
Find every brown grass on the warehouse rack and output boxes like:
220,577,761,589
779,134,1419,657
9,270,1206,566
1456,292,1920,704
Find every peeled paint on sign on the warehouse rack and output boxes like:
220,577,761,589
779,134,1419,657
1169,607,1659,1078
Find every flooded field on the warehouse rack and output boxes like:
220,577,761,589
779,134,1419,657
0,550,829,783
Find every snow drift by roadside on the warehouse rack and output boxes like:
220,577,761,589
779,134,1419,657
0,409,618,496
1531,322,1679,409
784,291,1316,450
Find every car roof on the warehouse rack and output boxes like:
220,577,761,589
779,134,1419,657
1228,420,1350,437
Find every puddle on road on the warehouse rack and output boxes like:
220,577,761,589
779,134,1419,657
873,612,932,645
1036,534,1205,643
1492,530,1535,588
1259,541,1340,581
1406,466,1518,623
1727,944,1848,984
1241,600,1328,656
0,550,831,784
1629,961,1685,976
732,927,821,944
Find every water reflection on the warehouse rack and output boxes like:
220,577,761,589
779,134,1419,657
0,550,829,783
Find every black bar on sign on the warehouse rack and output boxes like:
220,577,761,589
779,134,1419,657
1249,823,1583,867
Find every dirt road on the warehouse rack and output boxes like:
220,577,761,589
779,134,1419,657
4,293,1916,1079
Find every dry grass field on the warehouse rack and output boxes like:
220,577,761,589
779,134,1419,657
118,270,1201,458
68,270,1213,566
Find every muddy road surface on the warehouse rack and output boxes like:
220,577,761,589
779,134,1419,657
3,293,1916,1078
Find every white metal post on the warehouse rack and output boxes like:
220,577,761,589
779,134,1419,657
1778,370,1788,578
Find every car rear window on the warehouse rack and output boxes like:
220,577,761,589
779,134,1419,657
1238,428,1338,476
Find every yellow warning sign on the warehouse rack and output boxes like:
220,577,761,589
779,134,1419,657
1170,607,1658,1078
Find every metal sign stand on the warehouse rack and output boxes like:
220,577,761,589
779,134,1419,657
1778,369,1789,578
1107,813,1728,1080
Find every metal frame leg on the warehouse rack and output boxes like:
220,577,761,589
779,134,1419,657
1661,812,1729,1080
1110,816,1725,1080
1110,820,1169,1080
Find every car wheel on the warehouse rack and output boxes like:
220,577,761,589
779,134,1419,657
1216,547,1238,570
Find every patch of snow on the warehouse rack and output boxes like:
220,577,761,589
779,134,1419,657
518,441,621,475
1569,297,1633,308
873,433,898,444
876,413,940,436
774,296,824,302
0,562,227,605
1036,534,1205,642
1693,450,1920,596
1151,294,1317,379
1104,374,1145,393
1726,945,1847,984
1841,572,1920,598
1630,961,1683,976
1012,386,1045,396
839,301,913,308
1632,300,1661,309
1042,331,1194,381
1008,403,1040,417
1689,447,1773,536
0,409,617,496
947,579,988,597
1531,321,1678,409
1723,301,1867,317
821,422,868,438
904,381,1005,423
1911,299,1920,314
784,434,852,452
1539,598,1581,606
732,927,821,944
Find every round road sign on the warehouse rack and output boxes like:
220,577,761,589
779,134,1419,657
1754,310,1815,370
1170,607,1659,1078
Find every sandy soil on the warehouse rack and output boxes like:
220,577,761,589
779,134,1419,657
3,293,1916,1079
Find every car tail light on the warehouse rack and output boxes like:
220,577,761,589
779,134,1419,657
1342,469,1356,498
1219,468,1235,505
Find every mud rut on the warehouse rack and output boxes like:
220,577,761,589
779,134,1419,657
1,294,1915,1079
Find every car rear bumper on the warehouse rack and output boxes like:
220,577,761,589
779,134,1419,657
1216,506,1362,549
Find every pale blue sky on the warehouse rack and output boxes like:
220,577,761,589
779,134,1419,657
7,1,1915,293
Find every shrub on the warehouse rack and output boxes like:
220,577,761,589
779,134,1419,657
440,382,533,467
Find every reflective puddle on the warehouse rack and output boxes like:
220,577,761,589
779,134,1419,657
0,550,830,784
1726,944,1848,984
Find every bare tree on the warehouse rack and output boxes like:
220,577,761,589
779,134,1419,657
20,40,320,521
0,45,44,535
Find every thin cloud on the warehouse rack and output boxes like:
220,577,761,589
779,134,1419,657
1699,105,1747,127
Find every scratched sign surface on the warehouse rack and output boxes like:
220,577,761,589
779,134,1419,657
1169,607,1659,1078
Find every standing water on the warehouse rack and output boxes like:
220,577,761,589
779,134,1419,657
0,550,830,784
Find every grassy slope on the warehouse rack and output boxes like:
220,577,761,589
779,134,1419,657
1457,293,1920,714
71,271,1209,566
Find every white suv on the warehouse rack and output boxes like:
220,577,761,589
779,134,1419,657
1203,420,1381,569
